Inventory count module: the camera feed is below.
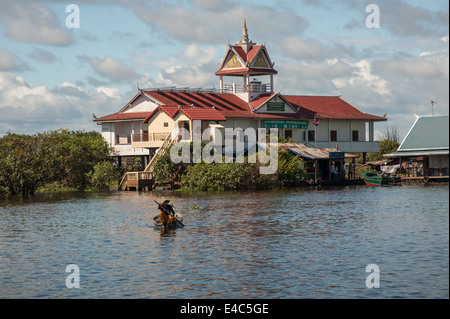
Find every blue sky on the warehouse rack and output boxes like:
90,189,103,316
0,0,448,141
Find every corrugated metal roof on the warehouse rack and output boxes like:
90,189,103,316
399,115,449,151
94,112,149,122
279,143,339,160
384,150,449,157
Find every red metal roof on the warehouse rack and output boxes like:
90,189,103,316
180,108,226,121
246,45,261,63
143,91,252,118
96,92,386,125
215,67,278,76
143,105,226,123
284,96,386,121
93,112,149,122
216,44,278,76
141,91,385,122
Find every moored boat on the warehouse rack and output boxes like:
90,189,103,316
362,171,402,186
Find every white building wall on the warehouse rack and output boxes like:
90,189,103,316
122,95,159,113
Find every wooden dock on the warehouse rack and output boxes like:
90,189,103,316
401,176,449,183
118,134,179,191
118,171,154,191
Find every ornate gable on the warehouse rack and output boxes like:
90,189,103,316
252,51,270,68
224,51,244,69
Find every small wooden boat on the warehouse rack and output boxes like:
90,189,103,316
153,213,184,228
362,171,402,186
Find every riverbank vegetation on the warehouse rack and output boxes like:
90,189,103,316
0,130,120,199
153,143,306,191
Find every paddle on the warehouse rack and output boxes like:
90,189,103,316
154,200,185,227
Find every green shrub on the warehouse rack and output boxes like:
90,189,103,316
181,149,305,191
87,161,121,191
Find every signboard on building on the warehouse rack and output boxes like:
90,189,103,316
263,119,309,129
329,152,345,159
266,102,285,112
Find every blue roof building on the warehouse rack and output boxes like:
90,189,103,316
385,115,449,181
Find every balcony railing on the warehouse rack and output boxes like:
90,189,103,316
221,82,272,94
132,133,169,142
131,133,171,148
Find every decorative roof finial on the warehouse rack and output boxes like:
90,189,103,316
242,14,249,43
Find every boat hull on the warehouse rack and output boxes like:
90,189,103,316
362,171,401,186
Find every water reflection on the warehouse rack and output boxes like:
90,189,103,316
0,184,448,298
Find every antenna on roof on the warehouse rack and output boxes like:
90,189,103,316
431,100,437,117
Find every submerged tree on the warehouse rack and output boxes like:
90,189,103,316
0,130,115,197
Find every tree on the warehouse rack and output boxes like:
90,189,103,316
88,161,121,191
0,130,114,197
377,123,400,143
153,142,205,189
367,139,400,162
57,130,111,190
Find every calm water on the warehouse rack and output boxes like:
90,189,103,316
0,184,448,298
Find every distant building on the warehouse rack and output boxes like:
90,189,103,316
384,115,449,182
94,19,386,165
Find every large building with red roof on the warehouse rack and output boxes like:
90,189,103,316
94,19,386,160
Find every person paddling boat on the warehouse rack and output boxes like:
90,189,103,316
155,200,184,228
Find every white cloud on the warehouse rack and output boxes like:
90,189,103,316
160,65,212,87
78,55,138,81
0,72,125,135
27,47,58,64
0,1,72,45
95,87,122,101
374,54,449,79
128,1,308,44
279,36,326,60
185,44,217,64
0,48,29,71
332,60,390,96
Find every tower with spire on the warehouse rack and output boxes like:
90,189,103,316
216,17,277,102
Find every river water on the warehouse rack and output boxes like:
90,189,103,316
0,184,448,299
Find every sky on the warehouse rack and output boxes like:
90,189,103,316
0,0,448,141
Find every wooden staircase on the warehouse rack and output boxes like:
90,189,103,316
118,134,179,191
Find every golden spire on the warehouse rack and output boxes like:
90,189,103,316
242,15,249,43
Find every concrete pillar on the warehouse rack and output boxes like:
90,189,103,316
270,74,273,92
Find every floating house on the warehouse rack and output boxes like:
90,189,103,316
93,20,386,189
384,115,449,182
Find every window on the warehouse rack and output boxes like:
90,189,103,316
308,130,315,142
163,122,169,127
352,130,359,142
330,130,337,142
116,134,130,145
285,130,292,140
